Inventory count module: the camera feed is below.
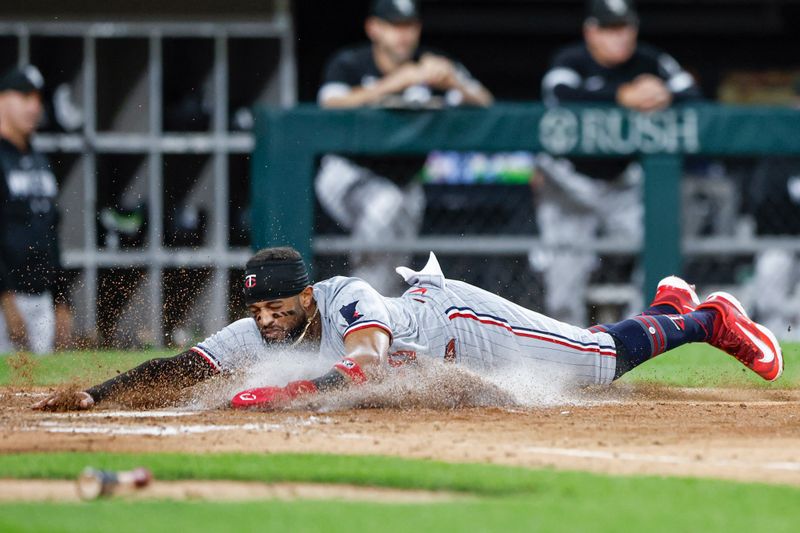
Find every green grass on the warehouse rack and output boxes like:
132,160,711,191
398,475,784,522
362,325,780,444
1,346,798,532
622,341,800,388
0,350,167,387
1,343,798,389
0,452,799,533
0,452,542,494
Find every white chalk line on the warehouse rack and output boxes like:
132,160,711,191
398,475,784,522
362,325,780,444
521,446,800,472
23,413,333,437
329,435,800,474
33,421,285,436
336,433,371,440
47,410,195,419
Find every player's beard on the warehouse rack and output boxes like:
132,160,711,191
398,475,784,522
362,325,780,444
259,312,308,346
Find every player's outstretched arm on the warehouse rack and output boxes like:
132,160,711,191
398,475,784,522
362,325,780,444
32,350,218,411
231,327,391,410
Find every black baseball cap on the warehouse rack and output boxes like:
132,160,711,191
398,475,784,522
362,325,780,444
370,0,420,23
0,65,44,93
586,0,639,27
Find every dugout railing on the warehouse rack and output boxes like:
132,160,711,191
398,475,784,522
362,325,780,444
251,103,800,305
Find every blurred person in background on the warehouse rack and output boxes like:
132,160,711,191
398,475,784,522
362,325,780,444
531,0,701,326
745,78,800,340
0,65,72,354
316,0,493,294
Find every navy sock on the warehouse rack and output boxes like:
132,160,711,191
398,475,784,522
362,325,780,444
587,303,686,336
595,311,715,379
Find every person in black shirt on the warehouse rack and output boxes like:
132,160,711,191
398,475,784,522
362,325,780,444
541,3,700,109
530,0,701,326
0,65,72,353
315,0,492,294
318,1,491,109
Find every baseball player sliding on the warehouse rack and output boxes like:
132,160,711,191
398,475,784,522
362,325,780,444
34,247,783,411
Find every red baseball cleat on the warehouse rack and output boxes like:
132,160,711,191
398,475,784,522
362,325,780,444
649,276,700,314
697,292,783,381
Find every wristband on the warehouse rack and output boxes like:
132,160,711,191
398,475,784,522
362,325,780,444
333,358,367,384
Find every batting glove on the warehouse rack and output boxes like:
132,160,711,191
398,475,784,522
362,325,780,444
230,380,317,410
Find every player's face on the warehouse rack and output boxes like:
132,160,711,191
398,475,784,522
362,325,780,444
584,23,638,67
0,91,43,137
367,17,421,66
249,296,308,345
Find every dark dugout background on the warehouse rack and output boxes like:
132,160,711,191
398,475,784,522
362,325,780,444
294,0,800,102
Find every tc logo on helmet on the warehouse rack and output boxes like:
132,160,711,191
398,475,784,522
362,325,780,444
244,274,257,288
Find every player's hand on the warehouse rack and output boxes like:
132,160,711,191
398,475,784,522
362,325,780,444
385,63,426,92
631,75,672,111
419,54,458,90
32,391,95,411
617,75,672,112
230,380,318,410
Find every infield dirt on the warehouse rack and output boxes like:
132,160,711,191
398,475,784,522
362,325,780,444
2,384,799,487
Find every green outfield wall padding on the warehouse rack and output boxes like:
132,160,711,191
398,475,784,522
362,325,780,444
251,103,800,300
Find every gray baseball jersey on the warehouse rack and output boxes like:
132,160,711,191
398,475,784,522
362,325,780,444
193,253,618,385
